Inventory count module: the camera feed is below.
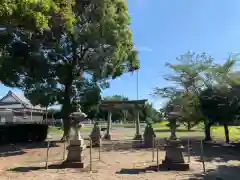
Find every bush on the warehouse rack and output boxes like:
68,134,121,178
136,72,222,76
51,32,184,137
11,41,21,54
0,124,48,144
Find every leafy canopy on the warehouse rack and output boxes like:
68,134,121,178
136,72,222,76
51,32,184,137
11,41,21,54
0,0,139,136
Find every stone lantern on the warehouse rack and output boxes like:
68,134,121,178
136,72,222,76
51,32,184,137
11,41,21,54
62,110,87,168
161,110,189,170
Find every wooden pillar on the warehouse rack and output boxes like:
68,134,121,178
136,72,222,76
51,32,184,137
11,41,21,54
123,110,127,124
134,106,142,140
104,110,112,140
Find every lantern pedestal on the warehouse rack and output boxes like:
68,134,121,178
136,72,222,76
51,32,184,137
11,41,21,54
62,139,86,168
161,139,189,171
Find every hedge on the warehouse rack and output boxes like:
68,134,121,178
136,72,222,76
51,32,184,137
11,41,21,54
0,124,48,144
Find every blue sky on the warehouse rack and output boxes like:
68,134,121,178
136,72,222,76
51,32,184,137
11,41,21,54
1,0,240,109
103,0,240,108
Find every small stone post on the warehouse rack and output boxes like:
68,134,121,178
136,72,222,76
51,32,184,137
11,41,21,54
143,123,156,148
90,122,101,147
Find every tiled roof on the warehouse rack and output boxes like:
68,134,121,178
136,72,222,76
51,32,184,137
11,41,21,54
13,91,45,110
1,91,45,111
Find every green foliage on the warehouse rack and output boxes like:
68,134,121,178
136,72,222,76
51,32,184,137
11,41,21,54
153,52,211,129
0,0,139,137
200,86,240,125
80,95,162,123
154,51,240,141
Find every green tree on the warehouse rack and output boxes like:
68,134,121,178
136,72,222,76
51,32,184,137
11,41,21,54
153,52,212,132
177,92,204,131
141,102,163,123
200,55,239,142
200,87,240,143
0,0,139,139
0,0,64,30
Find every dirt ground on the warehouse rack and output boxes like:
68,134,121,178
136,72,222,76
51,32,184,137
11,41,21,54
0,140,240,180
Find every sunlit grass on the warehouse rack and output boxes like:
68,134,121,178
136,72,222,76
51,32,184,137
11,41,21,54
48,126,92,134
152,122,240,141
48,122,240,141
48,126,62,134
212,126,240,141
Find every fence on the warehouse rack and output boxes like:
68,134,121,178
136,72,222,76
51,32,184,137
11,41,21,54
0,137,206,174
44,137,206,173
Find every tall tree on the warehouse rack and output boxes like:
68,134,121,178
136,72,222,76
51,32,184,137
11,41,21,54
200,55,239,142
0,0,139,139
153,52,212,134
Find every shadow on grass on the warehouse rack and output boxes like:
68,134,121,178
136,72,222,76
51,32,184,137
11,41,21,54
0,141,61,157
116,164,189,175
8,164,90,173
99,139,165,152
0,141,60,158
98,136,240,163
99,136,240,162
116,166,161,174
0,144,26,157
186,165,240,180
16,141,60,149
179,137,240,163
155,129,198,133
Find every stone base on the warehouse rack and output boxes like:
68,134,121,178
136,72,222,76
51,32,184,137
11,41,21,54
160,160,189,171
161,139,189,171
133,134,142,140
66,141,85,162
103,133,111,140
61,160,84,168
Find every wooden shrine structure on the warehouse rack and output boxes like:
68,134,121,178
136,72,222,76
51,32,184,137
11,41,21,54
100,99,148,140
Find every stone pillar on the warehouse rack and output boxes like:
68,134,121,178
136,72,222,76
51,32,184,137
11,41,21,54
123,110,127,124
169,119,178,140
104,110,112,140
134,109,142,140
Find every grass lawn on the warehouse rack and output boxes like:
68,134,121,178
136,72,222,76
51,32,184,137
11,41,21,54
119,122,240,141
152,122,240,141
48,126,92,134
212,126,240,141
48,121,240,141
48,126,63,134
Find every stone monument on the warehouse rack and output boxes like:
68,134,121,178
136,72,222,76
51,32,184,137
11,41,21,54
62,110,87,168
143,122,156,148
161,111,189,170
90,122,101,147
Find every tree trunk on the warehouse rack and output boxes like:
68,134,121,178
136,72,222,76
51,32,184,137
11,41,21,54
187,122,191,131
61,84,72,140
223,123,230,143
204,120,213,141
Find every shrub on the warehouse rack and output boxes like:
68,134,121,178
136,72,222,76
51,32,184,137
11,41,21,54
0,124,48,144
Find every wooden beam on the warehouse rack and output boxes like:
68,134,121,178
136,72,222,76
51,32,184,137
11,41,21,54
101,99,147,105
